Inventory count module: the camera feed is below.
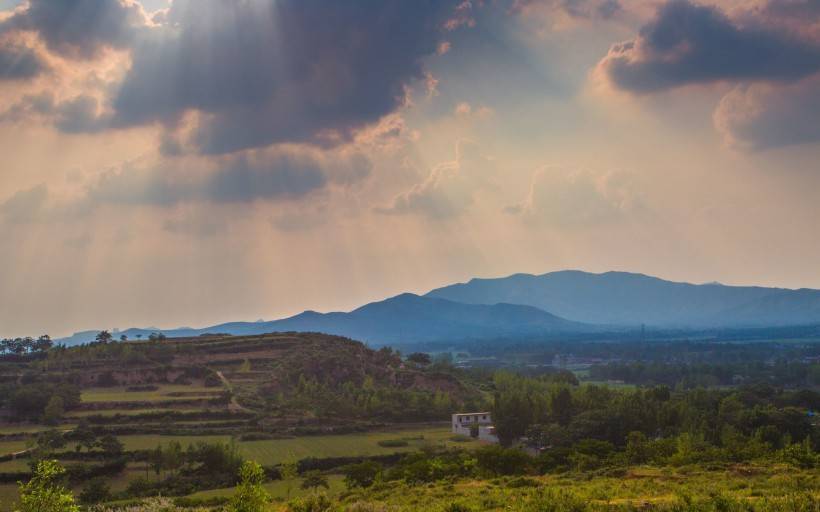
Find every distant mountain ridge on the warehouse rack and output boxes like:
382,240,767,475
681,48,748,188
56,270,820,346
426,270,820,327
56,293,592,346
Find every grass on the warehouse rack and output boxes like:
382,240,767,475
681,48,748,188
80,385,222,403
111,427,478,462
0,440,31,456
186,474,347,502
66,407,215,418
326,464,820,511
237,427,475,465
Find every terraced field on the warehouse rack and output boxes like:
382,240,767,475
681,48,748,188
80,385,223,403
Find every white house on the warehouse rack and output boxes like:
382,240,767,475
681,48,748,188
451,412,499,443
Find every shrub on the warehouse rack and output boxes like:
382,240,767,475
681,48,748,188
344,461,382,489
288,493,336,512
17,460,80,512
225,461,271,512
475,446,531,476
377,439,409,448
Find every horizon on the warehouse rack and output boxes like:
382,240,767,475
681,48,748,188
39,267,820,340
1,0,820,337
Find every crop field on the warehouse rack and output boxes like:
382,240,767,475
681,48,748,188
113,426,478,462
0,440,32,456
66,407,215,418
235,427,477,465
80,385,222,403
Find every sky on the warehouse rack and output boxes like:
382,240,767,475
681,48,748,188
1,0,820,337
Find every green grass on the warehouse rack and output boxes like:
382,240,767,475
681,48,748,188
237,427,474,465
118,435,233,451
80,385,222,403
333,465,820,511
110,427,476,462
0,440,31,456
0,483,18,512
0,424,75,435
65,407,215,418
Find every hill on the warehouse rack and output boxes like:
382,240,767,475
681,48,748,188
426,270,820,327
58,294,592,346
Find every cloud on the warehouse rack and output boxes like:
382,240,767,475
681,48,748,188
1,0,147,59
84,148,371,208
109,0,459,154
0,184,49,223
0,38,47,80
376,139,494,219
598,0,820,93
1,92,112,133
714,74,820,150
512,0,622,20
507,168,646,227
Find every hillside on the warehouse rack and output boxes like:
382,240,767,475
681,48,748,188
426,270,820,327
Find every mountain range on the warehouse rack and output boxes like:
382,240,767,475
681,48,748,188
56,270,820,346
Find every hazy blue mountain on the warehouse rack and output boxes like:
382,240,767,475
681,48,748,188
426,270,820,327
57,293,592,346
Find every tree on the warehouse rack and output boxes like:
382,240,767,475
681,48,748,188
407,352,432,366
16,459,80,512
120,335,128,342
343,460,381,489
551,387,573,426
78,478,110,504
280,455,299,500
300,470,329,491
227,460,270,512
96,434,124,456
42,396,64,425
94,331,112,344
72,421,97,453
34,335,53,353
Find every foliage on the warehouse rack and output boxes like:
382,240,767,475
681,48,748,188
16,459,80,512
344,461,382,489
301,470,330,491
226,460,271,512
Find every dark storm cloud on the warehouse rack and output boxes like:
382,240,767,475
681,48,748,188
112,0,459,154
0,40,47,80
760,0,820,20
2,0,146,59
600,0,820,93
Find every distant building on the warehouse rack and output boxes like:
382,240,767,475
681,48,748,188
451,412,498,443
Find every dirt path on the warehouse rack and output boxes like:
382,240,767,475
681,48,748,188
215,370,252,413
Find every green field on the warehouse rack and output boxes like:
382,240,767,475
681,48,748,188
80,385,222,403
113,426,478,463
0,440,31,456
66,407,214,418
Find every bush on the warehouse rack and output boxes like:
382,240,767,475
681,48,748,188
475,446,531,476
344,461,382,489
226,461,271,512
126,385,159,392
17,460,80,512
288,493,336,512
377,439,409,448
